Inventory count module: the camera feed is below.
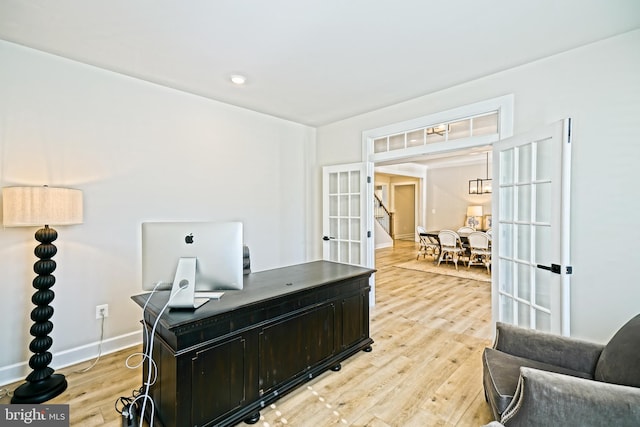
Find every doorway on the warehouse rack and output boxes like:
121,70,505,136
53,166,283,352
363,95,514,307
392,183,416,240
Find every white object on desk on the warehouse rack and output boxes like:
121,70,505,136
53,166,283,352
195,291,225,300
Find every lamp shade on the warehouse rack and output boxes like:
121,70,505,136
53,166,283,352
2,186,83,227
466,205,483,217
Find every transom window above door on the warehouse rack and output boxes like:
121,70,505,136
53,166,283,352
373,111,499,154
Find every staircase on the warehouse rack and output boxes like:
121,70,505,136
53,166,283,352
374,194,394,246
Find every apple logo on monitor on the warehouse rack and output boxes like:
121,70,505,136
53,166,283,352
185,233,194,244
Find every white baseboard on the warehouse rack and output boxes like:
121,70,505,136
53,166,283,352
394,233,414,241
0,331,142,387
375,242,394,249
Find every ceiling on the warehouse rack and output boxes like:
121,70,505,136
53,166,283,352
1,1,639,127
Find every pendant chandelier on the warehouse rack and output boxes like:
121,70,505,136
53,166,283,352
469,152,492,194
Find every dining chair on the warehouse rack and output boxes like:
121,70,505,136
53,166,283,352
437,229,466,270
457,226,475,235
467,231,491,273
456,226,475,259
416,226,439,260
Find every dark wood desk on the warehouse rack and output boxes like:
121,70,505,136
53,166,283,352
132,261,375,427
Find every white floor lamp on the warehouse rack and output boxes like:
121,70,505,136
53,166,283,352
2,186,83,403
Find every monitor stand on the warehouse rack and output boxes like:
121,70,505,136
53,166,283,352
168,257,208,309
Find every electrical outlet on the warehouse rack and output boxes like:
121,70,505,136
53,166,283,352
96,304,109,319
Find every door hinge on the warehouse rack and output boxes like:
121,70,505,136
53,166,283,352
367,176,372,183
367,231,372,238
566,265,573,274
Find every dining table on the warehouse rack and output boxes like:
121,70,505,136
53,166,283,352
420,229,491,264
421,229,489,239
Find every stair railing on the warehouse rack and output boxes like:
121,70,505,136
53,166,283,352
374,194,394,238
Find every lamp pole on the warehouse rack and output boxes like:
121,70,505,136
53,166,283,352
12,225,68,403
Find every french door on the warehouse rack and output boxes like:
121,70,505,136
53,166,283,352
322,163,375,302
492,118,572,335
322,162,371,265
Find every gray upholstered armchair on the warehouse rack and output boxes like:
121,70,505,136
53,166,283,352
482,314,640,426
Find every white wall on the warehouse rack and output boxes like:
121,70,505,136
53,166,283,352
427,163,492,231
0,41,317,383
2,28,638,387
317,30,640,343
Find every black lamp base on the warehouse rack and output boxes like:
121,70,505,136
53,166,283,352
11,225,67,404
10,373,67,404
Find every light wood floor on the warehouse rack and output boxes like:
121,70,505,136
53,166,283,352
0,240,495,426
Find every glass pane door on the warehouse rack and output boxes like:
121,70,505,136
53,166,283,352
493,119,572,334
322,163,368,266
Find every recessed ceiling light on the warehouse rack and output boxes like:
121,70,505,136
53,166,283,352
230,74,247,85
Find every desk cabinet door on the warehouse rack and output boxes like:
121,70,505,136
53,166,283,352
259,304,336,394
191,336,247,425
341,292,368,349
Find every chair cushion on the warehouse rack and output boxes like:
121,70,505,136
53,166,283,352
594,313,640,387
483,347,594,417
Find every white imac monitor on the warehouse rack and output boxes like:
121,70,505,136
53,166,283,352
141,221,244,293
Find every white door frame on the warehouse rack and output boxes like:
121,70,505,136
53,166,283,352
362,96,515,301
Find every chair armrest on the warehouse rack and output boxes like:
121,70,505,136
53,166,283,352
494,322,603,373
501,367,640,427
